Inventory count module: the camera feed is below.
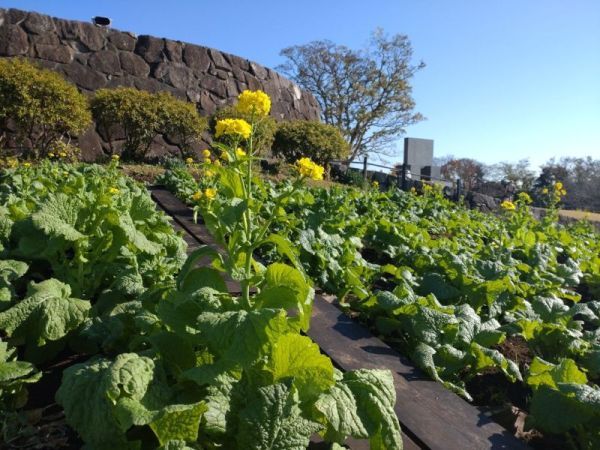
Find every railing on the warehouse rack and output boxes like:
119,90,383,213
329,156,463,199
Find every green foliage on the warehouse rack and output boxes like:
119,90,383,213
91,88,206,161
157,92,208,157
272,120,350,166
0,161,186,301
162,162,600,447
211,105,277,155
0,58,91,157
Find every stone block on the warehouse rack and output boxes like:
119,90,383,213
22,12,55,34
108,31,136,51
165,40,183,62
6,9,27,25
183,45,210,72
153,62,195,90
119,51,149,77
0,24,29,56
62,62,106,90
209,49,230,70
135,35,164,63
88,50,121,75
35,44,73,63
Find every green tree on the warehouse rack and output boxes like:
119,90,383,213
0,58,91,158
278,29,424,163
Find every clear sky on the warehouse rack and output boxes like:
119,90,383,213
3,0,599,169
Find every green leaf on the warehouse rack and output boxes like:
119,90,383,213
314,382,369,443
236,382,321,450
0,279,90,357
265,333,334,402
527,357,587,390
150,402,207,445
528,383,600,434
176,245,222,291
185,309,289,381
30,193,84,241
342,369,403,450
180,267,227,293
254,263,313,331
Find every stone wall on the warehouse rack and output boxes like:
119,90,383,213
0,8,321,160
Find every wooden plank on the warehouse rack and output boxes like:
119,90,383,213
308,296,528,450
151,187,528,450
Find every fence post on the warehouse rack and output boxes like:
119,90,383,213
362,156,368,182
456,179,462,200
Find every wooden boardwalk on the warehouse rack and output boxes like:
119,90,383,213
150,186,529,450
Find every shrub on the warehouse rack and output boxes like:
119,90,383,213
211,105,276,155
272,120,349,166
0,58,91,158
91,88,161,161
157,92,207,158
91,88,206,161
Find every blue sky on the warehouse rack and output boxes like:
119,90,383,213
3,0,599,169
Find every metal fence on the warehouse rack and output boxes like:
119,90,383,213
330,156,465,199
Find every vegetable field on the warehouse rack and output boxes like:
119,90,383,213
1,88,599,450
159,159,600,449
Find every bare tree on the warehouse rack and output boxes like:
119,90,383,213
278,29,425,163
440,158,486,191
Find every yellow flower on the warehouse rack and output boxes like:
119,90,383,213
295,157,324,181
560,189,567,196
59,152,67,158
410,187,416,193
23,162,31,168
202,149,211,158
372,181,379,188
236,90,272,116
204,188,217,200
205,169,215,178
215,118,252,140
111,154,120,161
186,157,194,165
109,187,120,195
542,188,549,194
192,190,203,201
236,147,247,158
214,160,221,167
48,153,55,158
204,157,212,164
555,181,563,191
517,192,532,204
220,152,230,162
500,200,516,211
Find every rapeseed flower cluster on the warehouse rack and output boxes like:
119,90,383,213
202,149,211,159
186,157,194,165
500,200,516,211
108,187,120,195
517,192,532,204
236,148,247,158
215,118,252,140
555,181,567,196
236,90,271,116
192,188,217,201
295,157,324,181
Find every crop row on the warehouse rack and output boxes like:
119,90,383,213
161,159,600,449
